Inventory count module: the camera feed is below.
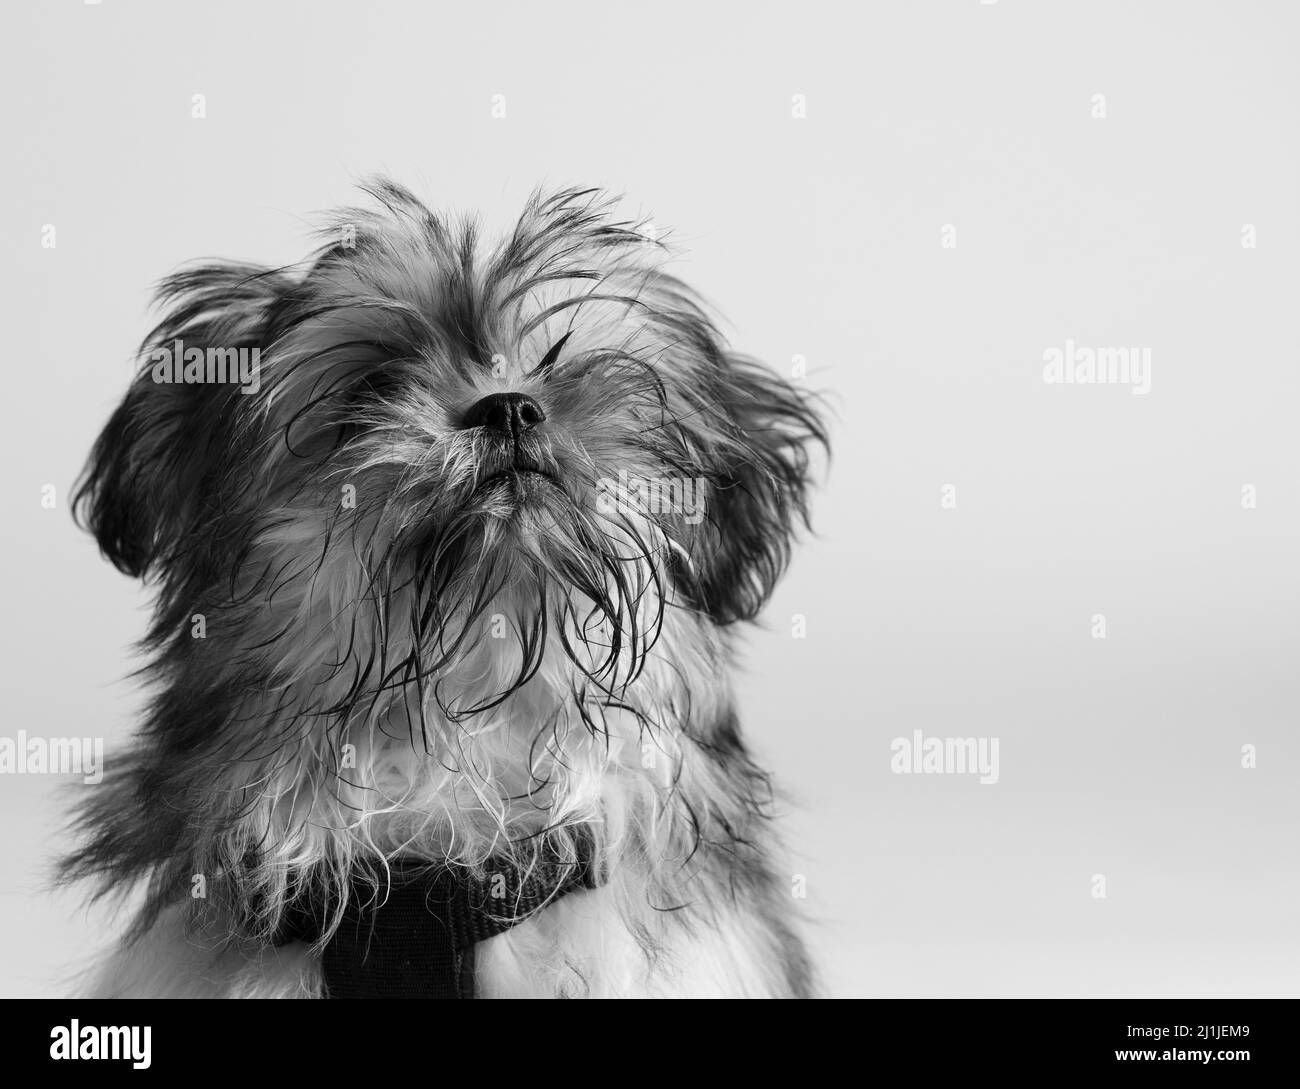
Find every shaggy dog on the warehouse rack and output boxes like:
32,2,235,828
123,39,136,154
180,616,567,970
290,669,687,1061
67,182,827,998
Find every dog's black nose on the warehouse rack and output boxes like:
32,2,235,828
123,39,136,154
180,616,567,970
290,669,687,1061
463,392,546,438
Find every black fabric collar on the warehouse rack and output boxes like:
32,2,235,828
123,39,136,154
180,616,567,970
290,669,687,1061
274,840,600,999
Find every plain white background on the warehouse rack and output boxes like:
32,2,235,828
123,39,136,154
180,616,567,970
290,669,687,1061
2,0,1298,997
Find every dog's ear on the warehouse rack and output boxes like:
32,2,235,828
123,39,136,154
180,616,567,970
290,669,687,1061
74,264,293,578
685,356,828,624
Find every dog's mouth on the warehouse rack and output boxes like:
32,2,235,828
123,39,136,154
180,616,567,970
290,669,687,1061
473,466,563,499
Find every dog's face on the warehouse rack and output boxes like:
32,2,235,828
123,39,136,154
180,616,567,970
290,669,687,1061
76,183,825,721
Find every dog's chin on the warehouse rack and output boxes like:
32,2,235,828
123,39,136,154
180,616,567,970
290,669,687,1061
472,468,565,516
475,467,560,497
468,470,576,558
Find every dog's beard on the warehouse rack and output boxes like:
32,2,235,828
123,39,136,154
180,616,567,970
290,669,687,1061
330,477,671,728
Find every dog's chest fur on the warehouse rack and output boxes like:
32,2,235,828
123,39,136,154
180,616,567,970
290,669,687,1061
85,615,809,998
92,880,788,998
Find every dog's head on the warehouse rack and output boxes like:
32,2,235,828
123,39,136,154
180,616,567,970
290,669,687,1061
76,182,826,717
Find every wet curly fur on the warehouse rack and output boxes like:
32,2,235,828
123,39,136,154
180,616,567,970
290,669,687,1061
66,181,827,998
